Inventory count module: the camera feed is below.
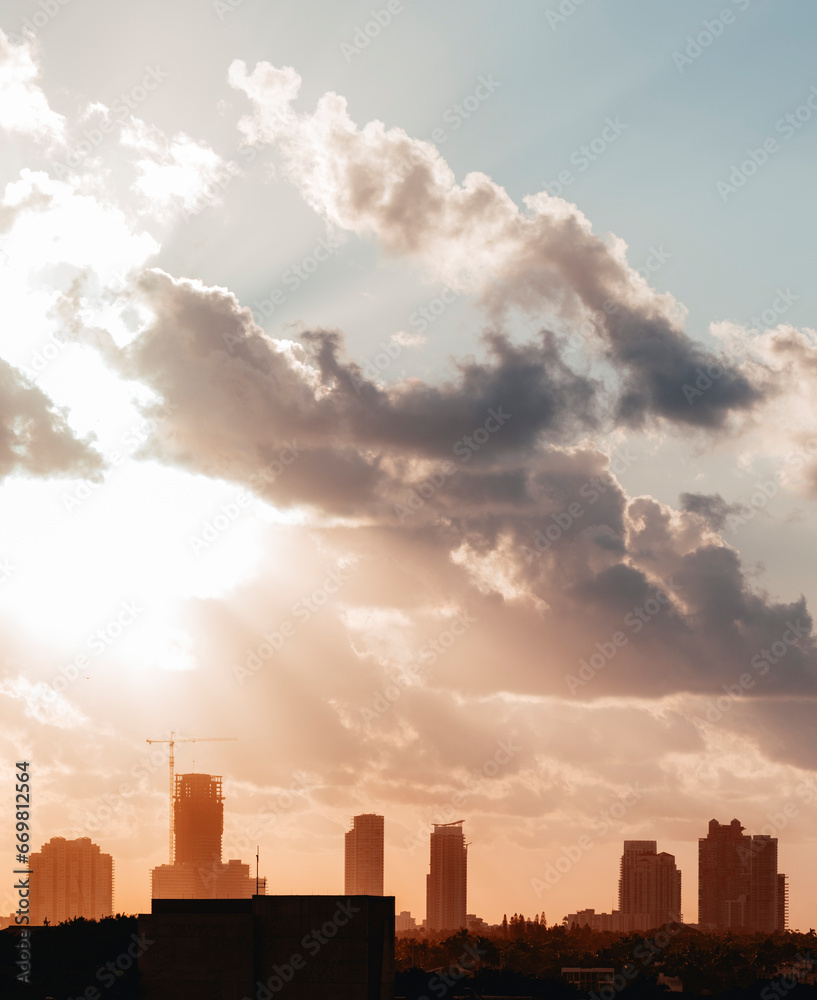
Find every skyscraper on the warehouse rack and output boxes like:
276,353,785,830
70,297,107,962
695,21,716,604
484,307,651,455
426,821,467,932
749,836,778,933
151,773,265,899
778,873,789,931
698,818,780,931
619,840,682,929
173,772,224,873
344,813,384,895
30,837,113,925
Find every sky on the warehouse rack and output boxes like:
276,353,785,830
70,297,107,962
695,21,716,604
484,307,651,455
1,0,817,930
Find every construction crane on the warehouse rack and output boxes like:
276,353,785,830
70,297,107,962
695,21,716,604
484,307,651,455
145,731,237,863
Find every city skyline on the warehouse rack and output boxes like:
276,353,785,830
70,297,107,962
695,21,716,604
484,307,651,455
17,802,799,936
1,0,817,940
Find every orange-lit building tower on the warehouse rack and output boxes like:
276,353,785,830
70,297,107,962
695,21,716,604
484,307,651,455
749,835,779,933
151,773,265,899
173,773,224,877
699,818,751,929
778,873,789,931
345,814,384,895
425,821,467,932
698,818,780,931
30,837,113,924
619,840,682,928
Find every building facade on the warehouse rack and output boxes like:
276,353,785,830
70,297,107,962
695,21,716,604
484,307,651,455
345,814,384,895
29,837,113,925
395,910,416,933
425,821,467,932
138,895,394,1000
778,873,789,931
698,818,780,931
619,841,682,929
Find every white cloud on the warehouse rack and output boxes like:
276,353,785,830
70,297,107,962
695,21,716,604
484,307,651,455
0,674,87,728
121,119,229,215
0,31,65,140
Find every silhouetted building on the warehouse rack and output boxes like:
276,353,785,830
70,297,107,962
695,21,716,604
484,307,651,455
778,873,789,931
138,895,394,1000
174,772,223,870
345,814,384,895
29,836,113,924
699,818,780,931
619,840,682,928
564,909,646,932
395,910,416,933
562,968,615,991
425,821,466,932
151,773,265,899
750,835,778,932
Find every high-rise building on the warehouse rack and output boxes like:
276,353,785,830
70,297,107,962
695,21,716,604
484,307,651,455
619,841,656,917
698,818,780,931
30,837,113,925
173,773,224,872
699,818,750,929
151,773,265,899
750,835,779,933
778,873,789,931
619,841,682,929
344,813,384,895
426,821,467,932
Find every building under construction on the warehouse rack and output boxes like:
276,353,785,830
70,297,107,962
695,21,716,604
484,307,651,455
151,773,266,899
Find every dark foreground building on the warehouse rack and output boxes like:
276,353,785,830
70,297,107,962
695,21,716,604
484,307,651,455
138,895,394,1000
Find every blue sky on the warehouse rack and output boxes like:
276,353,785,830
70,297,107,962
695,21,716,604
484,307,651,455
24,0,817,339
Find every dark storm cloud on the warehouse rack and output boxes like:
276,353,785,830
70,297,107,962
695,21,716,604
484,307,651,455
302,328,598,458
608,305,762,428
230,60,768,431
118,270,597,515
680,491,746,532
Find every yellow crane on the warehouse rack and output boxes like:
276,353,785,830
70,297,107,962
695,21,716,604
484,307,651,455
145,731,237,863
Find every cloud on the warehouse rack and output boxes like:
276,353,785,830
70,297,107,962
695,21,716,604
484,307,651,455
229,60,763,429
708,320,817,496
0,358,103,480
120,119,229,216
679,492,746,533
117,268,598,516
0,674,87,729
101,269,817,710
0,31,65,139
